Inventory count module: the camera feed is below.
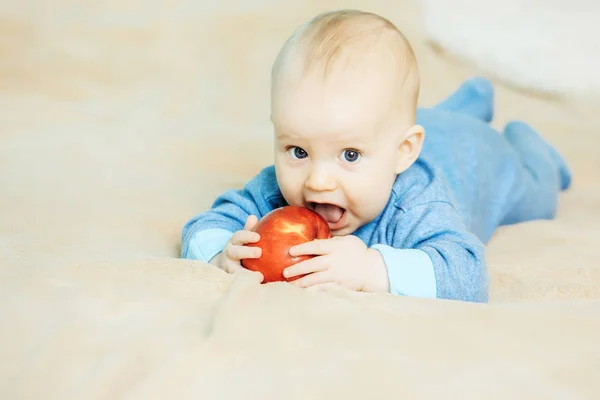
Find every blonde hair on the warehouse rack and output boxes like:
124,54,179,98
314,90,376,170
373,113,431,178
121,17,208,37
272,9,420,121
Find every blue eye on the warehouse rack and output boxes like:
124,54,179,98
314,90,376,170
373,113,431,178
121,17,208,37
341,149,361,163
287,146,308,159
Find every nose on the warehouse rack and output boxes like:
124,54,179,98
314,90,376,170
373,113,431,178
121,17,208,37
305,163,337,192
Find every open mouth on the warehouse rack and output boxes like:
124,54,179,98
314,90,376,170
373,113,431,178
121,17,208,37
308,202,346,230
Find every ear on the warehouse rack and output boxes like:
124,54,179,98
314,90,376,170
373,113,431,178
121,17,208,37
395,124,425,174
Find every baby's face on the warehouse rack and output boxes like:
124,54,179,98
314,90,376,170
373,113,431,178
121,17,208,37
271,71,408,236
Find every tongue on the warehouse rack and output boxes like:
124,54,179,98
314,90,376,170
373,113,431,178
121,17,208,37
314,204,344,223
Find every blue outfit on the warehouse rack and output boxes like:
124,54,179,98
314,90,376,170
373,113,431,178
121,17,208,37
181,78,572,303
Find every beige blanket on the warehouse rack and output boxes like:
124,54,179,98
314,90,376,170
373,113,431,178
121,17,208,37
2,0,599,398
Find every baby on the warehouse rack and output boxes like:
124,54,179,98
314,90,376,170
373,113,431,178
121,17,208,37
180,10,571,303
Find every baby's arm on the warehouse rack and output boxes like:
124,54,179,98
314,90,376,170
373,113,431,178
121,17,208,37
372,201,489,303
181,167,279,263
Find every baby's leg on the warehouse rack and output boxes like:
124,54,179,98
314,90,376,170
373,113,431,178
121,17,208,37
434,77,494,123
501,121,572,225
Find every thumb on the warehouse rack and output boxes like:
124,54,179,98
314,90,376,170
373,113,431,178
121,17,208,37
244,214,259,231
233,264,264,283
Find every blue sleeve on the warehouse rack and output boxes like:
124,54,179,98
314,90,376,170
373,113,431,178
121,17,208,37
182,228,234,262
370,245,437,298
373,201,489,303
181,166,283,261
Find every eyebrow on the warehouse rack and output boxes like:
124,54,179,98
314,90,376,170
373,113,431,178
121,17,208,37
274,131,300,141
277,132,371,149
272,118,376,147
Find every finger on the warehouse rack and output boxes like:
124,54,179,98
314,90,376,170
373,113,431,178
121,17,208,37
289,238,333,257
253,270,264,282
225,243,262,261
244,215,259,231
227,263,264,282
283,256,327,279
229,229,260,246
230,265,264,282
225,263,246,274
290,271,331,288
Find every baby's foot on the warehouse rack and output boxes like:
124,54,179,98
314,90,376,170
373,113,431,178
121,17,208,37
504,121,572,191
435,77,495,123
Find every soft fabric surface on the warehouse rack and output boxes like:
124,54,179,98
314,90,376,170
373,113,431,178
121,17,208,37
420,0,600,97
2,0,599,398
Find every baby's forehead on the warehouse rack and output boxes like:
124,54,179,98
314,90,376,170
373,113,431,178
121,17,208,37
273,82,399,143
275,35,415,112
274,65,401,125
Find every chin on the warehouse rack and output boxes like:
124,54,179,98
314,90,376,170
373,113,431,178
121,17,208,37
330,227,353,236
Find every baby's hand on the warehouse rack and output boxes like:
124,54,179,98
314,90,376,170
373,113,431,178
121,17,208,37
210,215,264,281
283,235,388,293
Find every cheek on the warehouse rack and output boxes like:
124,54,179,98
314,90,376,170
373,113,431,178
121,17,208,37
355,158,394,189
346,162,395,209
275,163,304,204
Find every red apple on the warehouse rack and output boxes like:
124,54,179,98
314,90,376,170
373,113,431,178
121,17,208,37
241,206,332,283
